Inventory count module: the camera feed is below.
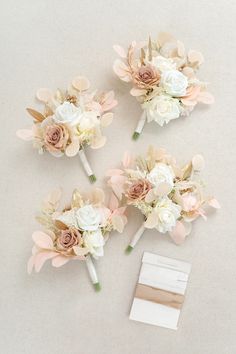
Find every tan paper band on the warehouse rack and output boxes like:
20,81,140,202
135,283,184,309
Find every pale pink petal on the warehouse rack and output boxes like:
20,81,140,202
91,135,107,149
65,140,81,157
113,206,126,216
130,88,147,96
32,231,53,249
145,212,158,229
34,251,58,272
113,44,127,58
111,214,125,233
197,92,214,104
73,246,89,256
109,193,119,211
157,32,175,47
97,206,111,225
72,76,90,91
113,60,131,82
188,50,204,65
106,169,124,176
100,112,113,127
36,88,53,103
51,256,70,268
145,189,156,203
169,221,187,245
155,182,172,197
208,198,221,209
122,151,132,168
177,40,185,57
16,129,34,141
27,255,35,274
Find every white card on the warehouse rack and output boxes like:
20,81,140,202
129,252,191,330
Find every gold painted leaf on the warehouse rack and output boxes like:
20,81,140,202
26,108,45,122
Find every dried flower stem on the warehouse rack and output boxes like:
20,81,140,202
125,223,146,253
78,148,96,183
85,255,101,291
132,111,146,140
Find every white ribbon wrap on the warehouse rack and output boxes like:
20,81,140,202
129,223,146,248
78,149,93,177
135,111,146,134
85,255,100,291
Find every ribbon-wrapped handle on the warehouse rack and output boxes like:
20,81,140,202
85,255,101,291
132,111,146,140
78,149,96,183
125,223,146,253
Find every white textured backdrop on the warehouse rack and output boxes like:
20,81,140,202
1,1,236,353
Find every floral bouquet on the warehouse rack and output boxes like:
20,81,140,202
107,147,220,252
17,76,117,182
113,32,214,140
28,187,127,291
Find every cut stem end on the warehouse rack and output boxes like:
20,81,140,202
93,282,101,292
89,174,97,183
125,245,134,254
132,132,140,141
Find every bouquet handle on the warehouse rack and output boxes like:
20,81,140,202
85,255,101,291
125,223,146,253
132,111,146,140
78,148,96,183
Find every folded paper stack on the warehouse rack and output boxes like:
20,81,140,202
129,252,191,330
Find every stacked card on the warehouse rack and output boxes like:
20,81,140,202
129,252,191,330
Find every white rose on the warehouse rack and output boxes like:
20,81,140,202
75,205,101,231
54,102,82,126
154,197,181,233
83,229,105,258
143,94,181,126
151,56,176,72
161,70,188,97
147,163,174,188
78,111,100,131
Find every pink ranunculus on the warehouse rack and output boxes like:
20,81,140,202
134,65,160,89
126,179,152,202
57,228,81,250
44,124,69,152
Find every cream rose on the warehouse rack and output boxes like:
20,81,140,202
143,94,181,126
78,111,100,131
161,70,188,97
154,197,181,233
83,229,105,258
54,101,82,126
75,205,101,231
151,56,176,72
147,163,174,189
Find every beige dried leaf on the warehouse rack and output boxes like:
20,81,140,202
182,162,193,180
71,189,84,208
26,108,45,122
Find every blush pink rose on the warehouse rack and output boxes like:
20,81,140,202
134,65,160,89
57,228,81,250
44,124,69,152
127,179,152,202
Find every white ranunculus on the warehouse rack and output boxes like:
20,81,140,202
154,197,181,233
54,102,82,126
78,111,100,131
75,205,101,231
147,163,174,188
143,94,181,126
161,70,188,97
83,229,105,258
151,56,176,72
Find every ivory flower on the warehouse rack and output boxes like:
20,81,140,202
147,163,174,189
83,229,105,258
161,70,188,97
75,205,101,231
143,95,181,126
154,197,181,233
54,102,82,126
151,56,176,72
